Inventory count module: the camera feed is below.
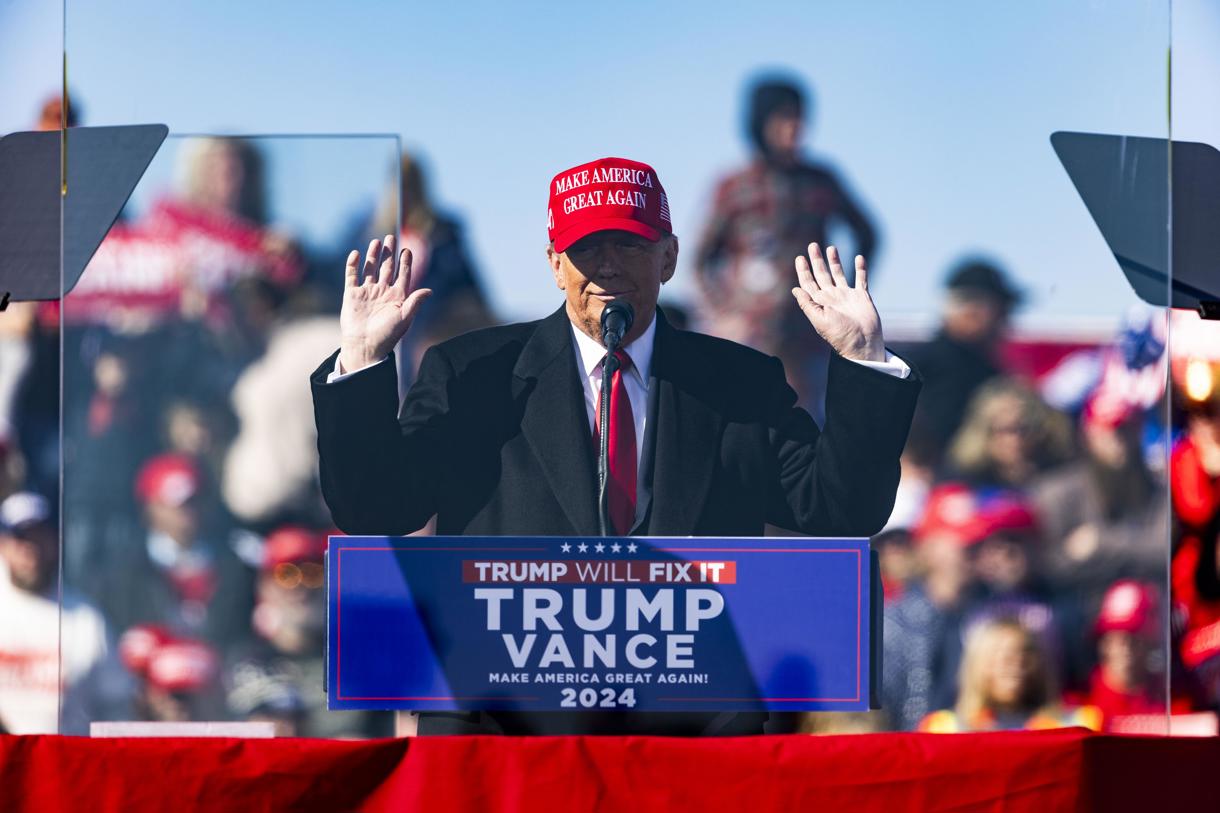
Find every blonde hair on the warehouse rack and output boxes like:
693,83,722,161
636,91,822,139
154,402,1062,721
373,152,437,239
173,137,267,224
955,618,1058,727
947,378,1073,480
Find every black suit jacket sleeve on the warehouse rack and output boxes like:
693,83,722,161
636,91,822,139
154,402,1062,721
764,351,918,536
311,347,453,535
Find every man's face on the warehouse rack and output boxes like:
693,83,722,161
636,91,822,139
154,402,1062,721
548,230,677,345
943,291,1008,345
146,497,200,545
0,524,58,593
763,109,803,162
1098,630,1145,689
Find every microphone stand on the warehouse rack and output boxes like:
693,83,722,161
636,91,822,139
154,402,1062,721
597,332,620,538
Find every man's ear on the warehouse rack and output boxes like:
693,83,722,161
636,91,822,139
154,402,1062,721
660,235,679,284
546,244,565,290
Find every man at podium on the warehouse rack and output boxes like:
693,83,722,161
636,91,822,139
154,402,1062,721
311,157,919,735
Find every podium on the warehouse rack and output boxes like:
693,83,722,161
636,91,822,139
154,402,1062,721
326,536,881,715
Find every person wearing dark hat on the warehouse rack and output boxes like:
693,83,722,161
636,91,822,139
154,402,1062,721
900,257,1024,463
0,492,130,732
311,156,920,735
693,74,880,412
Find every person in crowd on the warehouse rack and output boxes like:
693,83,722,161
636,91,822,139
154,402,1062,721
961,490,1046,604
901,259,1023,463
119,625,223,722
0,492,129,733
918,617,1101,733
882,416,938,533
224,526,388,737
66,136,304,340
874,528,917,601
1072,580,1165,728
35,92,78,131
883,486,977,730
228,672,308,737
221,292,343,529
96,453,252,650
885,483,1061,728
1031,390,1165,605
1170,359,1220,709
362,152,490,388
955,488,1064,685
945,377,1074,490
694,74,879,410
61,334,161,600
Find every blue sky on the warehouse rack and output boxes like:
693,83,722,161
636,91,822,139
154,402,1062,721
4,0,1212,333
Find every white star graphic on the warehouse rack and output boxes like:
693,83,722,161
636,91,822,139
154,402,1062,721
594,543,605,553
560,543,571,553
578,543,589,553
627,543,638,553
610,543,621,553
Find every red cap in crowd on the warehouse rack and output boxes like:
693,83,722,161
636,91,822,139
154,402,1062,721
119,624,218,693
146,641,218,693
118,624,176,674
1095,580,1158,636
135,453,202,506
915,484,1038,546
547,157,672,253
262,525,328,572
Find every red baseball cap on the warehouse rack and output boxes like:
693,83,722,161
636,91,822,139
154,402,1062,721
915,484,1038,546
118,624,176,674
547,157,673,253
135,453,202,506
1095,580,1157,636
146,640,219,693
262,525,328,572
118,625,218,693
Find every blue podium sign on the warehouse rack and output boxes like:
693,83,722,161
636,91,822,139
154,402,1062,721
327,536,877,712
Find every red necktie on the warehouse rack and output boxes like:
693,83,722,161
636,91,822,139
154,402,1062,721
594,349,637,536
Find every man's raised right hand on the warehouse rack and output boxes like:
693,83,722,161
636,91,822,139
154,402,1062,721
338,234,432,374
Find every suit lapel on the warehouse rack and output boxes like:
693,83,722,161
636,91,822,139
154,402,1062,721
513,306,600,536
645,311,723,535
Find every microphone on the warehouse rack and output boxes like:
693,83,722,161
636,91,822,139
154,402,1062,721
600,301,634,352
597,300,633,537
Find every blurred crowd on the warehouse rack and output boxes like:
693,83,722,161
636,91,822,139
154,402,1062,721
2,78,1219,738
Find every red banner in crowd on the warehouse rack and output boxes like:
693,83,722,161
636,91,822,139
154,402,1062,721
62,198,301,329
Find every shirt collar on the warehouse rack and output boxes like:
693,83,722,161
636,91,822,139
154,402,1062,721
570,313,655,388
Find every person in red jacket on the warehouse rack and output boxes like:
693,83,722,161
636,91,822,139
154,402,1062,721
1170,360,1220,707
1078,580,1166,727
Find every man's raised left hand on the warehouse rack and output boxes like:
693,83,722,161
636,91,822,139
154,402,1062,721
791,243,886,363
